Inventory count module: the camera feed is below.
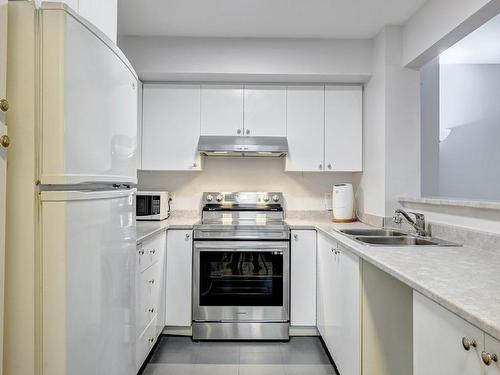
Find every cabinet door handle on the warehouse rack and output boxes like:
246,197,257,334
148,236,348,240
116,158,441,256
148,307,155,313
150,249,156,255
319,164,323,170
482,351,498,366
148,279,155,284
327,164,332,169
185,233,191,240
237,129,242,135
246,129,250,135
462,337,477,351
148,337,155,343
192,162,197,168
138,250,145,255
293,234,298,241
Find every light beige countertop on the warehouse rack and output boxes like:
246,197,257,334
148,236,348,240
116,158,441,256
136,214,500,341
136,215,199,243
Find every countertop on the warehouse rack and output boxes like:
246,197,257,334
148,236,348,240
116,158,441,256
136,215,500,341
290,218,500,342
136,216,199,243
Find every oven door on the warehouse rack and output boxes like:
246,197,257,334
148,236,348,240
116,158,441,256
193,241,289,322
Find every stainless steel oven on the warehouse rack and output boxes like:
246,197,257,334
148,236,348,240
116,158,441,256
192,192,290,340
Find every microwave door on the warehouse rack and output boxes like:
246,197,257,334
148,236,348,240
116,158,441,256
136,195,152,217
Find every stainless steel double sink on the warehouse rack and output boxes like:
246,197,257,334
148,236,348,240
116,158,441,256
339,228,460,247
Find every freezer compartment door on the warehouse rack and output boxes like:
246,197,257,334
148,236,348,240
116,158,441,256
41,7,138,185
40,190,136,375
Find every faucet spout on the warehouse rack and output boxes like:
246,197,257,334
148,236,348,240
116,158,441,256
393,209,427,237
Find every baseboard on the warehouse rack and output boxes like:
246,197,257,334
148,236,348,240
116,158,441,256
162,326,193,336
289,326,319,336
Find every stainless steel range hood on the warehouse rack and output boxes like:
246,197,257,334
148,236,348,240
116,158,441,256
198,136,289,157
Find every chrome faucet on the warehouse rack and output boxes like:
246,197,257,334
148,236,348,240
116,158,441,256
393,209,427,237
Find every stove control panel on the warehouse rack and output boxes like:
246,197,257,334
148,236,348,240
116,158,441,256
202,192,284,205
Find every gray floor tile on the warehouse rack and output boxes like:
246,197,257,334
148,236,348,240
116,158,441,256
239,364,286,375
150,349,199,364
239,351,283,365
195,346,240,364
142,336,337,375
143,364,238,375
280,348,331,365
239,341,285,353
284,364,337,375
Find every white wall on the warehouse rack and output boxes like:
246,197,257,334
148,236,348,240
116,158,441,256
384,28,421,214
357,27,421,218
402,0,500,67
439,63,500,200
356,30,387,218
138,158,355,211
118,36,372,82
420,58,440,197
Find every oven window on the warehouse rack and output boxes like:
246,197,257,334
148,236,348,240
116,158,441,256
199,251,283,306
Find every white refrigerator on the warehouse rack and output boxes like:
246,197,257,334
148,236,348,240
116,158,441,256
8,2,138,375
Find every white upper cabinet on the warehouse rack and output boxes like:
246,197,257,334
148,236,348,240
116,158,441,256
201,84,244,136
142,84,202,171
244,85,286,137
325,85,363,171
285,86,325,172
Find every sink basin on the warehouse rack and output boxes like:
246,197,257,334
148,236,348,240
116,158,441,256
354,236,439,246
340,229,407,237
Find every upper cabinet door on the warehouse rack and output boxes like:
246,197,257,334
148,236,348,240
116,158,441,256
142,84,202,171
40,9,138,184
325,85,363,172
285,86,325,172
244,85,286,137
201,84,244,136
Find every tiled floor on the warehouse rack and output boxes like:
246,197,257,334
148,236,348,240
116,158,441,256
142,336,338,375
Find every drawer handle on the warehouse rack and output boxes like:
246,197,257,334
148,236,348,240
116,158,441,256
482,351,498,366
148,279,155,284
462,337,477,351
148,307,155,313
150,249,156,254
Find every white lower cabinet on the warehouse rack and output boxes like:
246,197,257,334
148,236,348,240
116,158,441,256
485,335,500,375
413,291,484,375
317,232,360,375
165,230,193,327
290,230,317,326
136,232,167,371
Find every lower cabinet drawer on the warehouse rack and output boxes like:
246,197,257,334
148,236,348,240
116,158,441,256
137,262,160,336
136,315,158,372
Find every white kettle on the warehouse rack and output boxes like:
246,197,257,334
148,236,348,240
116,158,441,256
332,184,355,222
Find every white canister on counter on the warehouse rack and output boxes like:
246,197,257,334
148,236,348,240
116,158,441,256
332,183,355,222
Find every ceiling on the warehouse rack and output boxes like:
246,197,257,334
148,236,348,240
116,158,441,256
117,0,426,39
440,13,500,64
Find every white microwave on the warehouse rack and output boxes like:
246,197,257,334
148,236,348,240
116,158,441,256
136,191,170,221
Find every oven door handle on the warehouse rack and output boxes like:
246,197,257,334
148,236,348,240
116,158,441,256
194,241,289,251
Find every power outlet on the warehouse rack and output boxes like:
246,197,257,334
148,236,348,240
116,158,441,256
324,192,332,210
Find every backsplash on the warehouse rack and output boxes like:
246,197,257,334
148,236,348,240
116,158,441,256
138,157,357,211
